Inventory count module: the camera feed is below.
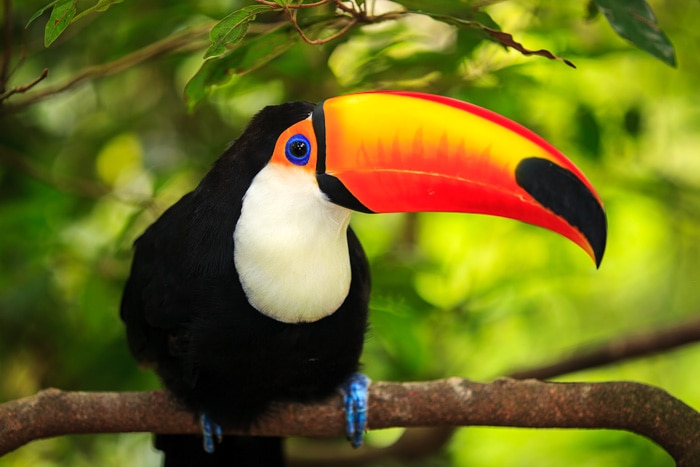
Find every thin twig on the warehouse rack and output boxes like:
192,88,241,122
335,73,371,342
255,0,332,9
273,0,396,46
509,316,700,380
254,0,399,46
263,0,359,46
290,15,358,45
332,0,357,16
0,68,48,102
1,0,12,94
2,24,211,113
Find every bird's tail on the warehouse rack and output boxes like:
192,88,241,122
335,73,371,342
155,434,285,467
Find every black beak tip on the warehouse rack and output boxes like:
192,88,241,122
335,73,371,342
515,157,607,268
592,215,607,269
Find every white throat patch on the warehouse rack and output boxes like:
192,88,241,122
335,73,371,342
233,163,353,323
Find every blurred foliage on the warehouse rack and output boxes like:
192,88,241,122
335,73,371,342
1,0,699,466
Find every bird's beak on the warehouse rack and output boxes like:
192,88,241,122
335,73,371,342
312,91,607,266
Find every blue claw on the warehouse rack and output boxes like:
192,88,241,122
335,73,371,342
200,412,223,453
339,372,370,448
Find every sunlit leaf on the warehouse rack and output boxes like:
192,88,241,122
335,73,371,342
405,7,500,31
593,0,676,67
31,0,123,43
413,9,574,68
95,133,143,186
205,5,275,59
341,50,450,88
44,0,76,47
397,0,477,17
185,26,298,111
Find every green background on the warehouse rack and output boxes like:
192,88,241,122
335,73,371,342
1,1,698,465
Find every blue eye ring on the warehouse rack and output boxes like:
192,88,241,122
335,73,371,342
285,134,311,166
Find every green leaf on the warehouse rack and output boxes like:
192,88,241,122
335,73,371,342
204,5,274,60
44,0,76,47
30,0,123,42
412,10,575,68
73,0,125,22
593,0,676,67
401,2,500,29
404,8,500,43
396,0,476,17
92,0,125,12
26,0,62,28
185,26,298,111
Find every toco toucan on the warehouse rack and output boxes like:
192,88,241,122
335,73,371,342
120,91,607,466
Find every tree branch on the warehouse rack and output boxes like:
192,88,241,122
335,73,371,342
320,316,700,466
509,316,700,380
1,379,699,466
1,24,211,113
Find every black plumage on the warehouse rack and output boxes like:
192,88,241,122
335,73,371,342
120,102,370,465
120,91,608,466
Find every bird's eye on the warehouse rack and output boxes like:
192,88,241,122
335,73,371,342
285,134,311,166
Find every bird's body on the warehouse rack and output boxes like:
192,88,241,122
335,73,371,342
122,191,369,424
121,92,607,466
121,103,371,464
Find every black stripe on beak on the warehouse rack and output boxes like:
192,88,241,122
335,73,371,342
515,157,607,267
312,101,327,175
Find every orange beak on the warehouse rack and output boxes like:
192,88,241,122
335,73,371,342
311,91,607,266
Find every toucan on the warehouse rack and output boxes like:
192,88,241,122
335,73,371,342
120,91,607,466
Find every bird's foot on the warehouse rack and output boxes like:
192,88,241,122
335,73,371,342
200,412,223,453
339,372,370,448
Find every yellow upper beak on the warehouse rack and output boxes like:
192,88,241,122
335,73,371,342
309,91,607,266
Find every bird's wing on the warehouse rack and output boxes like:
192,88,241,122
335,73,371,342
120,194,196,371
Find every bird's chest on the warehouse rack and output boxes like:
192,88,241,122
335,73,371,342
232,164,353,324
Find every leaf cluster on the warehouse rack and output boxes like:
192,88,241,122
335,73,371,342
25,0,678,111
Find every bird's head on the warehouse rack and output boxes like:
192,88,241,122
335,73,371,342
232,91,607,323
258,91,605,263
